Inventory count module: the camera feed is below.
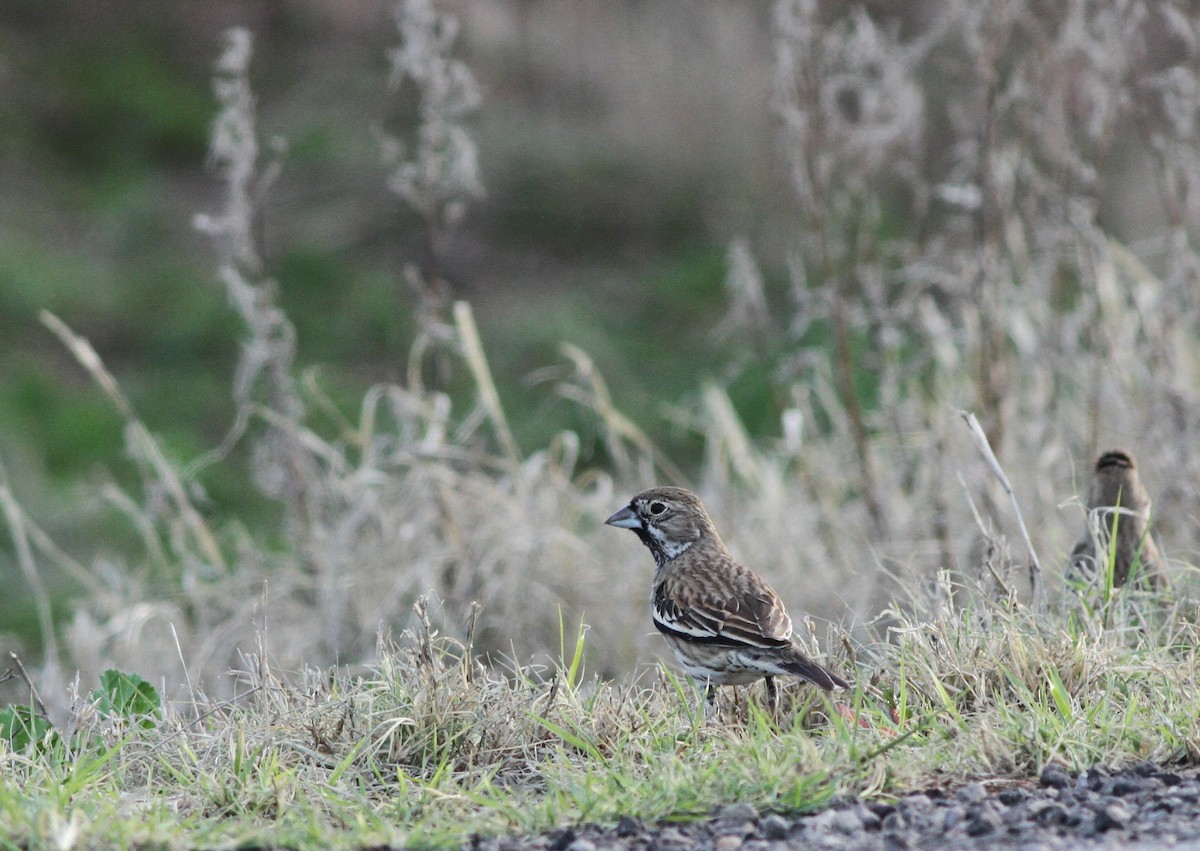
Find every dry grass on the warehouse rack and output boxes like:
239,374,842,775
3,585,1199,849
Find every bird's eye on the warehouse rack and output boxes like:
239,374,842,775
648,501,667,516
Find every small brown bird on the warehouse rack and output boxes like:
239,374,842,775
1069,449,1165,590
606,486,849,716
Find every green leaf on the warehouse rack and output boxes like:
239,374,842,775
89,669,162,728
1045,664,1074,721
0,704,57,752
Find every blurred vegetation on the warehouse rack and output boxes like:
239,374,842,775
0,3,789,651
0,0,1197,691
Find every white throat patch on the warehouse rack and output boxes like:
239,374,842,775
647,524,692,561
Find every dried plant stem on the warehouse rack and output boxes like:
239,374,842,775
702,384,762,488
7,652,50,723
170,623,202,724
412,595,439,687
40,310,226,572
0,460,102,596
0,463,60,672
557,343,689,486
960,410,1042,609
454,301,520,465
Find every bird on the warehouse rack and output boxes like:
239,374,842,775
1069,449,1166,590
605,486,849,716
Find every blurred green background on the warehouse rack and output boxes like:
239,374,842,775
2,0,1188,661
0,2,804,648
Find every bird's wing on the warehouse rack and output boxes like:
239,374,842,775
653,565,793,649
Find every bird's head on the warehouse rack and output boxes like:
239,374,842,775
605,486,716,567
1096,449,1136,474
1090,448,1144,508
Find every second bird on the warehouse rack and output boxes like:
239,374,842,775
606,486,849,716
1069,449,1166,590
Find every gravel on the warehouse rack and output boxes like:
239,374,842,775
464,764,1200,850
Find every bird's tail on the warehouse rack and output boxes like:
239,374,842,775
784,646,850,690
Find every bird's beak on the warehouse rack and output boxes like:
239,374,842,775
605,505,642,529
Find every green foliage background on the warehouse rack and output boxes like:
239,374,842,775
1,1,1197,685
0,4,792,653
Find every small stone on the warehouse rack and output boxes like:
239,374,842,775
856,804,881,831
546,828,576,851
1095,801,1131,832
806,810,838,833
1001,804,1028,827
716,803,759,824
965,804,1002,837
1086,766,1110,791
956,783,988,804
715,836,743,851
1040,764,1072,790
883,832,912,850
565,841,596,851
881,811,907,832
760,814,789,840
1142,804,1174,831
831,808,862,834
714,820,754,840
1172,781,1200,802
998,788,1025,806
903,794,933,812
941,806,964,832
1110,778,1145,797
1025,799,1049,814
656,826,691,848
740,842,777,851
615,817,641,837
868,802,897,819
